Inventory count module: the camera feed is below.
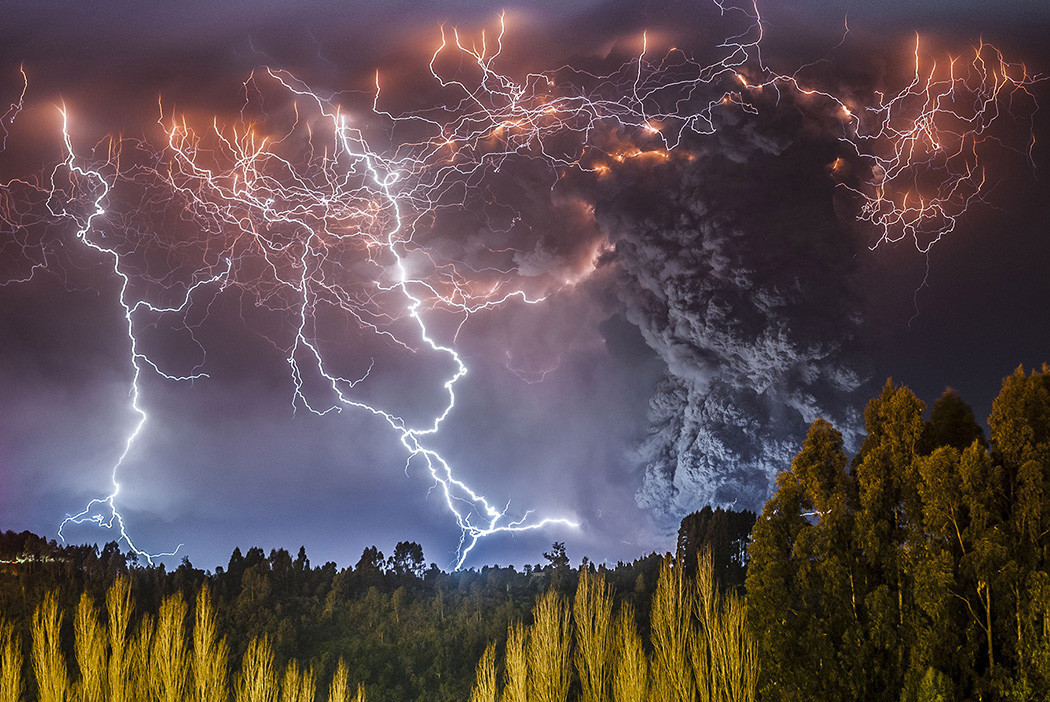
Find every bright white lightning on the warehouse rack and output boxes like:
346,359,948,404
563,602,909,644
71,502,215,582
3,0,1041,569
266,78,579,569
51,108,230,565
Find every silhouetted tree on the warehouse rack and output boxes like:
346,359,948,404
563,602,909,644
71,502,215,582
676,506,755,590
387,542,425,580
920,387,986,453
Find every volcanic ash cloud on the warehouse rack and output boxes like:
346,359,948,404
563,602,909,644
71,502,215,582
593,112,869,526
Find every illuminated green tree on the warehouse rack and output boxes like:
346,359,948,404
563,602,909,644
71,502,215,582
749,368,1050,700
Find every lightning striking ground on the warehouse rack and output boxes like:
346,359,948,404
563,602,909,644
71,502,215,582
0,0,1042,567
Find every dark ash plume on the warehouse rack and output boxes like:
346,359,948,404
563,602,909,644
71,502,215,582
594,108,869,526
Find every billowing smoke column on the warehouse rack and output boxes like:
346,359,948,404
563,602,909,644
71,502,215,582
598,37,1043,527
594,112,867,523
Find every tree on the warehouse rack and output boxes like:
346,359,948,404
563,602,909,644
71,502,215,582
544,542,571,592
74,593,106,702
747,418,864,700
851,381,925,698
987,364,1050,697
355,547,384,574
921,388,986,453
151,593,189,702
0,619,22,702
574,569,612,702
543,542,570,571
387,542,425,579
528,589,571,702
293,546,310,574
235,637,276,702
192,584,229,702
31,593,70,702
677,507,756,591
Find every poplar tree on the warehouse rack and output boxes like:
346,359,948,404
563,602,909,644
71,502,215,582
748,368,1050,700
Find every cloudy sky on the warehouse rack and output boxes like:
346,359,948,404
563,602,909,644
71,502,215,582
1,0,1048,571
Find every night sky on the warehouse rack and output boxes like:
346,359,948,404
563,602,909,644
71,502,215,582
1,0,1048,571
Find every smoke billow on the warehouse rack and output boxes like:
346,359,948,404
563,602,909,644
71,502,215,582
593,108,869,526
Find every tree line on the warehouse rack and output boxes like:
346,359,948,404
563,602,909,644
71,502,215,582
0,516,752,701
0,551,759,702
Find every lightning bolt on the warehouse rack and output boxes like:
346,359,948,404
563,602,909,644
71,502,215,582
837,36,1042,254
744,33,1043,254
1,1,1042,568
0,65,27,152
51,108,231,565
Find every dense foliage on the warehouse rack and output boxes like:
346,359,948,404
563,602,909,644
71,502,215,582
677,508,755,591
747,365,1050,701
470,553,757,702
0,580,365,702
0,549,757,702
2,530,741,700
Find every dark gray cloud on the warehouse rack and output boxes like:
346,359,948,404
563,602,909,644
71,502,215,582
589,105,869,526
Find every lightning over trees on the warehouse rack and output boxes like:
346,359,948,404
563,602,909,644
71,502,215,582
4,366,1050,700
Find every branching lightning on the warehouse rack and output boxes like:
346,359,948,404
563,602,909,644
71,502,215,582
0,1,1043,567
51,108,230,564
0,65,27,152
837,37,1042,253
